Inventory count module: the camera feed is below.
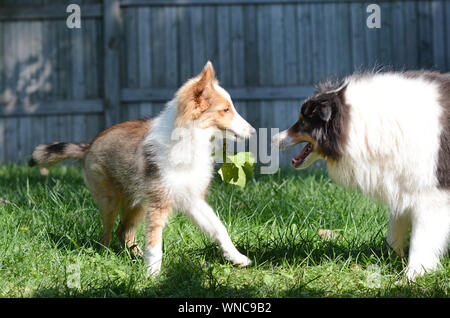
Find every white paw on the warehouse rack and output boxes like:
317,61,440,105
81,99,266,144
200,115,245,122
145,262,162,277
405,266,424,282
144,244,162,277
405,257,442,281
227,252,252,267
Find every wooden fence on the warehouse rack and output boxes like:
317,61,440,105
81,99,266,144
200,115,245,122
1,0,449,166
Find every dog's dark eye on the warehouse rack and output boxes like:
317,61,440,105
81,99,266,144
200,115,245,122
223,108,230,113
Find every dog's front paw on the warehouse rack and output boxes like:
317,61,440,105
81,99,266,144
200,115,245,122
144,246,162,277
145,263,162,277
228,252,252,267
405,265,425,282
236,255,252,267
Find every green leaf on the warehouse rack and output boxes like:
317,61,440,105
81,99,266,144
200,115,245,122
218,163,240,183
216,141,256,188
242,161,255,181
225,152,256,166
218,163,251,189
233,166,247,188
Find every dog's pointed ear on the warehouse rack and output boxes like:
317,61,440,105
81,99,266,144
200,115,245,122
195,61,216,95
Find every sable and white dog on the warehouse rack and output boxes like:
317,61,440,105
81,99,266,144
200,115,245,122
273,71,450,280
30,62,254,275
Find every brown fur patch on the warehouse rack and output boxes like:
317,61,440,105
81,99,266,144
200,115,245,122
174,61,235,130
80,117,167,256
175,62,217,126
92,119,152,144
116,203,146,256
145,201,172,249
197,95,234,130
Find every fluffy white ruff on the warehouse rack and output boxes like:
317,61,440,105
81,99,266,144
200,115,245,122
146,99,216,209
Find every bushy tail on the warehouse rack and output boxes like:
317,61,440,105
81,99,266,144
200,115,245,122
29,142,89,167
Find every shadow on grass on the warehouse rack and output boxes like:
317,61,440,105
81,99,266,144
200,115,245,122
31,256,260,298
243,231,406,273
46,231,102,252
29,239,437,298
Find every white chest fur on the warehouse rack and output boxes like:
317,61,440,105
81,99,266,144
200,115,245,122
144,100,215,211
328,73,443,213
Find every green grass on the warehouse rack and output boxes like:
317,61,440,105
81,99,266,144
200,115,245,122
0,164,448,298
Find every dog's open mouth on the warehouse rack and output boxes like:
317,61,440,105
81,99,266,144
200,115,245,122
292,142,313,168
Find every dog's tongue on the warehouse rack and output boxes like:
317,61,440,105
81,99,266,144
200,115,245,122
291,143,312,167
294,151,305,161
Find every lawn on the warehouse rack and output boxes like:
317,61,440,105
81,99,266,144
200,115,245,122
0,164,448,298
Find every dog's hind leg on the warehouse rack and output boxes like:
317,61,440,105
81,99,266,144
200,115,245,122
387,211,411,258
97,195,120,247
116,202,145,257
406,191,450,281
83,168,120,248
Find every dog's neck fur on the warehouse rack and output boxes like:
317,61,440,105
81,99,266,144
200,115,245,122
144,98,214,174
143,98,216,209
145,98,215,160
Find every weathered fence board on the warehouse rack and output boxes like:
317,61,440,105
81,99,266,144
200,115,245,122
121,86,316,103
120,0,425,6
0,0,449,167
0,99,104,117
103,0,121,127
0,4,102,20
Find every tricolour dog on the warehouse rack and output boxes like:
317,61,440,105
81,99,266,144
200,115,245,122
273,71,450,280
30,62,254,275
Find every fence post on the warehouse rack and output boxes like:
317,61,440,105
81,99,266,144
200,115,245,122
103,0,121,127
